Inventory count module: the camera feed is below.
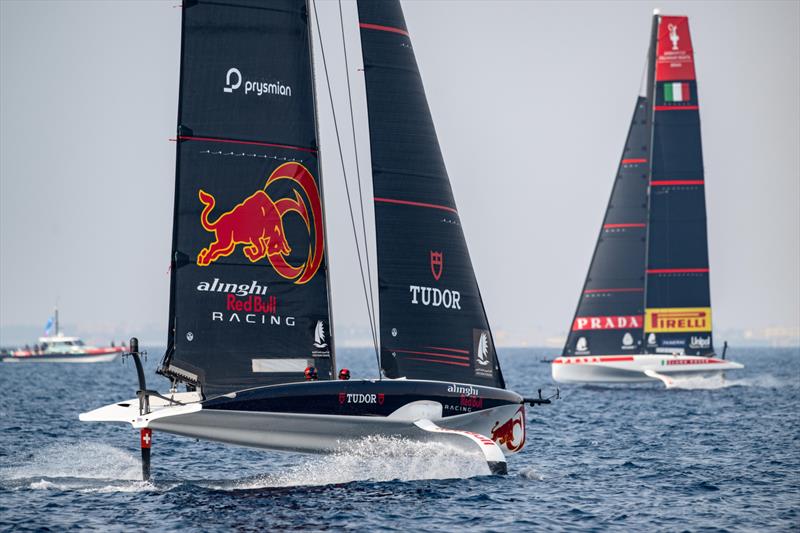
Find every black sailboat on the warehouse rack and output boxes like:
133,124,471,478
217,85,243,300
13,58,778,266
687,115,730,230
552,11,742,386
81,0,545,478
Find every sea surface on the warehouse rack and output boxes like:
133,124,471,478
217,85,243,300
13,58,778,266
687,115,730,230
0,347,798,531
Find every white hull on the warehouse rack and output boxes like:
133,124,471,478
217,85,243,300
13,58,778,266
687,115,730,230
1,352,121,363
80,388,526,473
552,354,743,386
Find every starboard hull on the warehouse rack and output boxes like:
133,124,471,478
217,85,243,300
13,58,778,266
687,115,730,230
80,379,529,471
551,354,743,385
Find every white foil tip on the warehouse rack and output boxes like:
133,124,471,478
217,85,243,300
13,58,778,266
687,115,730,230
653,8,661,15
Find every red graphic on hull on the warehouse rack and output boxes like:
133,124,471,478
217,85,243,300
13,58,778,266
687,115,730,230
490,405,526,452
196,162,325,284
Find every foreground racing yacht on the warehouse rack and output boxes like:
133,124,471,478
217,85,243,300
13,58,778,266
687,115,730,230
81,0,548,478
552,12,742,387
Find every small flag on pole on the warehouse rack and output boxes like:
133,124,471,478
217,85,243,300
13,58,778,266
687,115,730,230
44,317,54,336
664,82,690,102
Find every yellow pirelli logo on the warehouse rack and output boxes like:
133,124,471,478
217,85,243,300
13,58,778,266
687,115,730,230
644,307,712,333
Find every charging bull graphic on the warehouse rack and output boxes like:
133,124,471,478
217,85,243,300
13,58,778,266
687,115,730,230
490,405,525,452
196,162,324,285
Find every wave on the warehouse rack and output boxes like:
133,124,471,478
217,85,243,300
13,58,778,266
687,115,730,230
211,436,491,490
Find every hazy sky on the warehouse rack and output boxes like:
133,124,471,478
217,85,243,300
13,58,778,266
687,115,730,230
1,0,798,346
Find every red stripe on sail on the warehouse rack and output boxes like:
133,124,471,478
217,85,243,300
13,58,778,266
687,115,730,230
584,288,644,294
395,349,470,361
374,197,458,214
654,105,699,111
651,180,704,186
647,268,709,274
406,357,470,367
425,346,470,354
682,82,691,101
603,223,646,229
175,135,318,154
621,158,647,164
359,23,409,37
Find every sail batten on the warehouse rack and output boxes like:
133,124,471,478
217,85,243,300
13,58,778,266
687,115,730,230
160,0,333,397
358,0,504,388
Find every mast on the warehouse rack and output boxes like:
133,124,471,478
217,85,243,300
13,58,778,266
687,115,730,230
643,13,714,356
306,0,337,376
357,0,505,388
158,0,334,397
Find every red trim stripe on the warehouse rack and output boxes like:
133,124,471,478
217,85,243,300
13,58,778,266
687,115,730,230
359,22,409,37
654,105,699,111
552,355,636,364
584,288,644,294
395,349,470,361
406,357,470,367
176,135,317,154
425,346,470,354
603,223,646,229
621,158,647,164
374,197,458,214
651,180,704,186
647,268,709,274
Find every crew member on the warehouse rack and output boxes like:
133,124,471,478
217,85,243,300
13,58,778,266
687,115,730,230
304,366,318,381
338,368,350,380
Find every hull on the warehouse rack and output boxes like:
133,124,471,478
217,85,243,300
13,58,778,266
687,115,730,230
2,350,121,363
81,379,528,459
552,354,743,385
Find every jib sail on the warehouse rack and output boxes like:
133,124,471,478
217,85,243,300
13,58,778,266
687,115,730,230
159,0,333,396
562,97,650,358
357,0,505,388
644,15,714,356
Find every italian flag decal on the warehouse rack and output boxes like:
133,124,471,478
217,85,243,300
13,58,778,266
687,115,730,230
664,82,690,102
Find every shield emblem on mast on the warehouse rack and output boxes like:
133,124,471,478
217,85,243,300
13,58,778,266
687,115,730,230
430,251,443,281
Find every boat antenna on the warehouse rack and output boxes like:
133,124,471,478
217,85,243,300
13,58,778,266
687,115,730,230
54,307,59,337
311,0,381,377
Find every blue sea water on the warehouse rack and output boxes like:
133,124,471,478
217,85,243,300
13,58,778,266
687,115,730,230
0,347,798,531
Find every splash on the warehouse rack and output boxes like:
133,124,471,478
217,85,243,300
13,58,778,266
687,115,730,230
220,436,491,490
666,373,790,390
3,442,141,482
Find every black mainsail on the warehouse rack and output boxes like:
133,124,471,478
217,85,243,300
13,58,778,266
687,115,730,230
562,97,650,358
561,13,714,360
644,15,713,356
160,0,334,396
357,0,505,388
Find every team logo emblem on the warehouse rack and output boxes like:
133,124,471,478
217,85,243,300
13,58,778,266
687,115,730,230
668,23,680,50
338,392,346,405
491,405,525,452
648,333,657,345
477,332,490,366
377,393,385,405
313,320,327,349
196,162,324,284
430,251,443,281
576,337,588,353
622,332,633,346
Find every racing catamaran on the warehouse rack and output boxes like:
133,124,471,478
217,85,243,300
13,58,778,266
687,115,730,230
80,0,548,479
551,12,743,387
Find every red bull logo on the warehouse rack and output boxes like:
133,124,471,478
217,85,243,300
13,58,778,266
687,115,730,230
196,162,324,284
490,405,525,453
